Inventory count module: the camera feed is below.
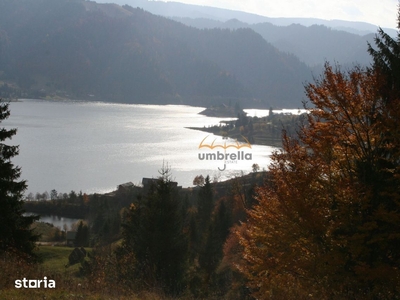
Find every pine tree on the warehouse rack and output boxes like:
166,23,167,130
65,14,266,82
119,165,188,295
198,200,231,286
197,175,213,237
0,101,39,259
367,8,400,213
368,9,400,103
75,220,89,247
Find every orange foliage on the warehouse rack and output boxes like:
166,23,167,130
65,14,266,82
236,64,400,299
83,193,90,204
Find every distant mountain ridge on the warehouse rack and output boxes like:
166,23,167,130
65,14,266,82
94,0,397,36
0,0,313,108
173,17,375,67
93,0,384,68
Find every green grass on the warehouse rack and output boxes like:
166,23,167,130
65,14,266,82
36,246,91,276
32,221,58,241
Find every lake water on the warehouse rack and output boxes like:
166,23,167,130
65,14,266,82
26,213,80,230
4,99,278,195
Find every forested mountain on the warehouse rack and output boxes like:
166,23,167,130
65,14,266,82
94,0,382,67
174,17,375,67
0,0,313,108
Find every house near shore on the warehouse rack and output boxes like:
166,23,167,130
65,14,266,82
66,231,77,246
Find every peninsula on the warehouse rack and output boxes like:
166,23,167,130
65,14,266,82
188,109,306,147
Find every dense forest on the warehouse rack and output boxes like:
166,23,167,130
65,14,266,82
0,0,312,108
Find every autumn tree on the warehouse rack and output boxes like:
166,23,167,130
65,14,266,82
237,59,400,298
193,174,205,186
0,101,39,260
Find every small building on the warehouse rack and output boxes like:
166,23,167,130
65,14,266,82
117,182,135,193
142,177,158,187
66,231,77,246
142,177,179,192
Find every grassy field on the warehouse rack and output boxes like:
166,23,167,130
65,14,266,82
0,245,168,299
0,246,91,299
36,245,90,276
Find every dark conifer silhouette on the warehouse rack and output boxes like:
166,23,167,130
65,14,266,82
0,100,39,260
119,164,188,295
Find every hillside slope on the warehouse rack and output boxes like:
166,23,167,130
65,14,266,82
0,0,313,107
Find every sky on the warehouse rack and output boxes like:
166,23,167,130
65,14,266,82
166,0,399,29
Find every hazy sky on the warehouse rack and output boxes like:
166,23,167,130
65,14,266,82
168,0,399,29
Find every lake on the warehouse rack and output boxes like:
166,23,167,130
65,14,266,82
25,213,81,230
4,99,278,195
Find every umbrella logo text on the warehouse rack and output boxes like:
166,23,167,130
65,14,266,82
198,135,252,171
